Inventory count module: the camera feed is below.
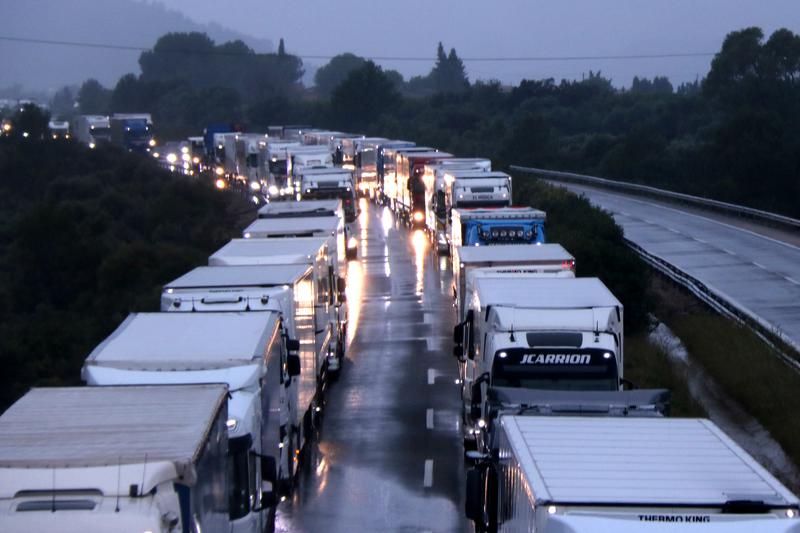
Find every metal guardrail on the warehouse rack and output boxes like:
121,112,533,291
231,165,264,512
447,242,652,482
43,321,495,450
510,165,800,232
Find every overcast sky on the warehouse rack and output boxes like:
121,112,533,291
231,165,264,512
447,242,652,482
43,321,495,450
156,0,800,86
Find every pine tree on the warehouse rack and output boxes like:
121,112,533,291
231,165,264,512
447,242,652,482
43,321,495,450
278,38,286,56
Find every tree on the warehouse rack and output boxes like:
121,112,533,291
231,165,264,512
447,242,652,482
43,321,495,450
278,38,286,56
50,86,77,117
139,32,216,86
314,53,367,96
13,103,50,139
110,74,145,113
77,79,111,114
331,61,400,130
704,27,764,100
428,43,469,93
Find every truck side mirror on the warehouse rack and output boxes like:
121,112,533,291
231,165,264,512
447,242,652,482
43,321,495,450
287,354,301,377
254,455,277,510
286,338,300,352
470,382,483,420
465,468,485,524
452,346,464,359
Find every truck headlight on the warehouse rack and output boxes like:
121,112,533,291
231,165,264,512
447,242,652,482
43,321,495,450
226,418,238,431
166,153,177,164
268,185,279,196
348,237,358,249
250,181,261,191
148,139,157,147
215,167,224,176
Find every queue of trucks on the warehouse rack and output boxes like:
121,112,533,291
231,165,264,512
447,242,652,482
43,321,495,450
1,124,798,533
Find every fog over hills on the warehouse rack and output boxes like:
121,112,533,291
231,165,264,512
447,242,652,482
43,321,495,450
0,0,272,93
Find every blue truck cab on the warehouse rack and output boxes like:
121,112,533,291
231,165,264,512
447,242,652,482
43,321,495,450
449,207,547,251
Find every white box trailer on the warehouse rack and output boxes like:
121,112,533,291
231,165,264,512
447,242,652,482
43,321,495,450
209,237,342,380
0,384,233,533
257,199,356,258
445,169,512,211
244,215,347,269
81,312,292,533
466,416,800,532
350,137,388,196
380,145,434,207
453,243,576,318
456,277,623,445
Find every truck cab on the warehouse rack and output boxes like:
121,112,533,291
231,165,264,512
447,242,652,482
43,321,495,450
395,151,453,226
446,170,512,210
298,168,358,223
287,146,335,194
110,113,154,153
455,277,624,448
450,206,547,253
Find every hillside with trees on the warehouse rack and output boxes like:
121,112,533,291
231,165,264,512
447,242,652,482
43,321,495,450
0,132,251,411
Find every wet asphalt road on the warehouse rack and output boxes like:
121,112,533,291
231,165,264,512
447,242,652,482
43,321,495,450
276,200,471,533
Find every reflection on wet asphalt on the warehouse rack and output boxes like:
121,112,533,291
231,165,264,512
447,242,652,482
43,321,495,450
276,201,470,532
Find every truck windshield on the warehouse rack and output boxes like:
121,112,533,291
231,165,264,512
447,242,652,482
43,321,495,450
492,348,618,391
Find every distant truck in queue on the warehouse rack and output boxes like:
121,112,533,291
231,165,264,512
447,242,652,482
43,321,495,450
71,114,110,148
208,237,345,380
445,170,512,212
0,384,234,533
449,207,547,253
454,276,624,449
347,137,388,197
244,215,349,266
422,158,492,251
257,199,357,258
81,312,295,533
161,264,325,482
297,167,358,223
394,150,453,226
465,415,800,532
375,140,416,200
110,113,154,153
452,243,575,318
47,120,70,139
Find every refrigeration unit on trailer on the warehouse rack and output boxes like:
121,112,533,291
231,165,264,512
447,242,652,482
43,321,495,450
297,167,357,223
422,158,492,250
0,384,233,533
257,199,356,258
161,263,324,468
465,416,800,532
455,276,624,446
449,206,547,252
394,150,453,225
81,312,294,532
209,237,344,380
453,243,575,318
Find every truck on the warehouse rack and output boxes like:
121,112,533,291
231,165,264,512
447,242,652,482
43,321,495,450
203,122,236,164
81,312,295,532
110,113,155,153
394,150,453,225
286,145,335,194
452,243,575,318
378,144,430,206
297,167,357,222
161,264,324,476
70,114,110,148
257,199,356,258
347,137,387,197
449,207,547,253
47,120,69,139
422,158,492,250
209,237,344,381
232,133,269,192
454,276,624,447
465,415,800,532
0,384,235,532
265,139,301,197
302,130,343,146
376,140,416,199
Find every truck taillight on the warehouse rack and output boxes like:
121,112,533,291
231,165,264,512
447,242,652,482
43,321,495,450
562,260,575,271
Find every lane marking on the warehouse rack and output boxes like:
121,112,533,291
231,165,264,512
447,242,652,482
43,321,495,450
667,227,681,234
785,277,800,286
693,237,708,244
427,368,435,385
426,408,434,429
423,459,433,487
722,249,737,256
752,262,768,270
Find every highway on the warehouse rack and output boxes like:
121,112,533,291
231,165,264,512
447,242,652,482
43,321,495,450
549,181,800,354
276,200,470,532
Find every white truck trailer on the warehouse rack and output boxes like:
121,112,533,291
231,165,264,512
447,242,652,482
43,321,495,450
257,199,356,258
244,215,347,268
455,276,624,446
81,312,294,533
453,243,576,318
161,264,323,470
0,384,233,533
466,416,800,532
286,145,334,194
349,137,388,196
209,237,343,380
445,170,513,211
70,114,110,148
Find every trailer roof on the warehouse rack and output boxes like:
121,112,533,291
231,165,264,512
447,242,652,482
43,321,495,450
0,384,227,468
449,170,510,179
402,151,453,160
258,199,342,218
299,167,352,177
458,244,573,264
504,416,799,506
209,237,328,266
475,277,620,309
244,216,339,238
165,264,311,289
85,312,280,370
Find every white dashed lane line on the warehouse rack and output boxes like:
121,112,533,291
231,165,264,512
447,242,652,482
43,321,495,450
423,459,433,488
426,408,434,429
427,368,435,385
